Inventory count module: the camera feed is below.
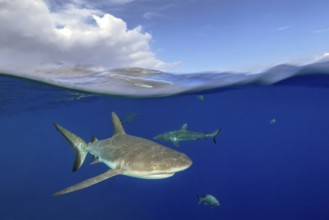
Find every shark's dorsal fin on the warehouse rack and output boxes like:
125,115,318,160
112,112,126,136
180,123,188,130
90,136,98,143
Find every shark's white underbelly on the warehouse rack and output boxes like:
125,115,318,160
122,170,175,179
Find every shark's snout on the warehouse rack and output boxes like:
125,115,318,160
148,152,192,175
177,154,192,171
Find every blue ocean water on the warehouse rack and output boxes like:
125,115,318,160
1,63,329,219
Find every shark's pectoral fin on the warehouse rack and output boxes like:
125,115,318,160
53,169,122,196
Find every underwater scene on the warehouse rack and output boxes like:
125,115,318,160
1,0,329,220
1,62,329,220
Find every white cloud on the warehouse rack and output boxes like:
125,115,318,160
313,52,329,62
276,25,291,31
106,0,134,4
143,3,175,20
80,0,135,5
0,0,172,70
313,28,329,34
143,12,164,20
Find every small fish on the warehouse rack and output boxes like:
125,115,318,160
197,194,220,207
154,123,221,147
270,118,277,124
197,95,205,101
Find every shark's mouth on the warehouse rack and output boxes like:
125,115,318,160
142,165,191,179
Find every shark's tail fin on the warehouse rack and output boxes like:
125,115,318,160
209,128,222,144
54,123,88,172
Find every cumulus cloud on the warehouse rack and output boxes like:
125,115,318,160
0,0,171,70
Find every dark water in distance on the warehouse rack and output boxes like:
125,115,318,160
0,67,329,219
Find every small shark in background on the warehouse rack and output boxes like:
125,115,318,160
53,112,192,196
154,123,221,147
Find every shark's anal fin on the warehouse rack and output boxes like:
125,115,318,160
53,169,122,196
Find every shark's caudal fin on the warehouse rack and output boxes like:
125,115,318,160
112,112,126,136
54,123,88,172
209,128,222,144
53,169,122,196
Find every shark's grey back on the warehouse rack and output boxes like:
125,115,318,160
94,134,191,173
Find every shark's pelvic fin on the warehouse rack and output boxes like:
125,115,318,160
90,136,98,143
180,123,188,130
112,112,126,136
54,123,88,172
90,159,101,165
53,169,122,196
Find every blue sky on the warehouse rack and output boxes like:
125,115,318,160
115,0,329,72
1,0,329,73
97,0,329,72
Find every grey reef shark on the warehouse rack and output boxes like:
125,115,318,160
154,123,221,147
53,112,192,196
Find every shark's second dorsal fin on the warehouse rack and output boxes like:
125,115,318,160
180,123,188,130
90,136,98,143
112,112,126,136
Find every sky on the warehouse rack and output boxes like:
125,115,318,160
1,0,329,73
